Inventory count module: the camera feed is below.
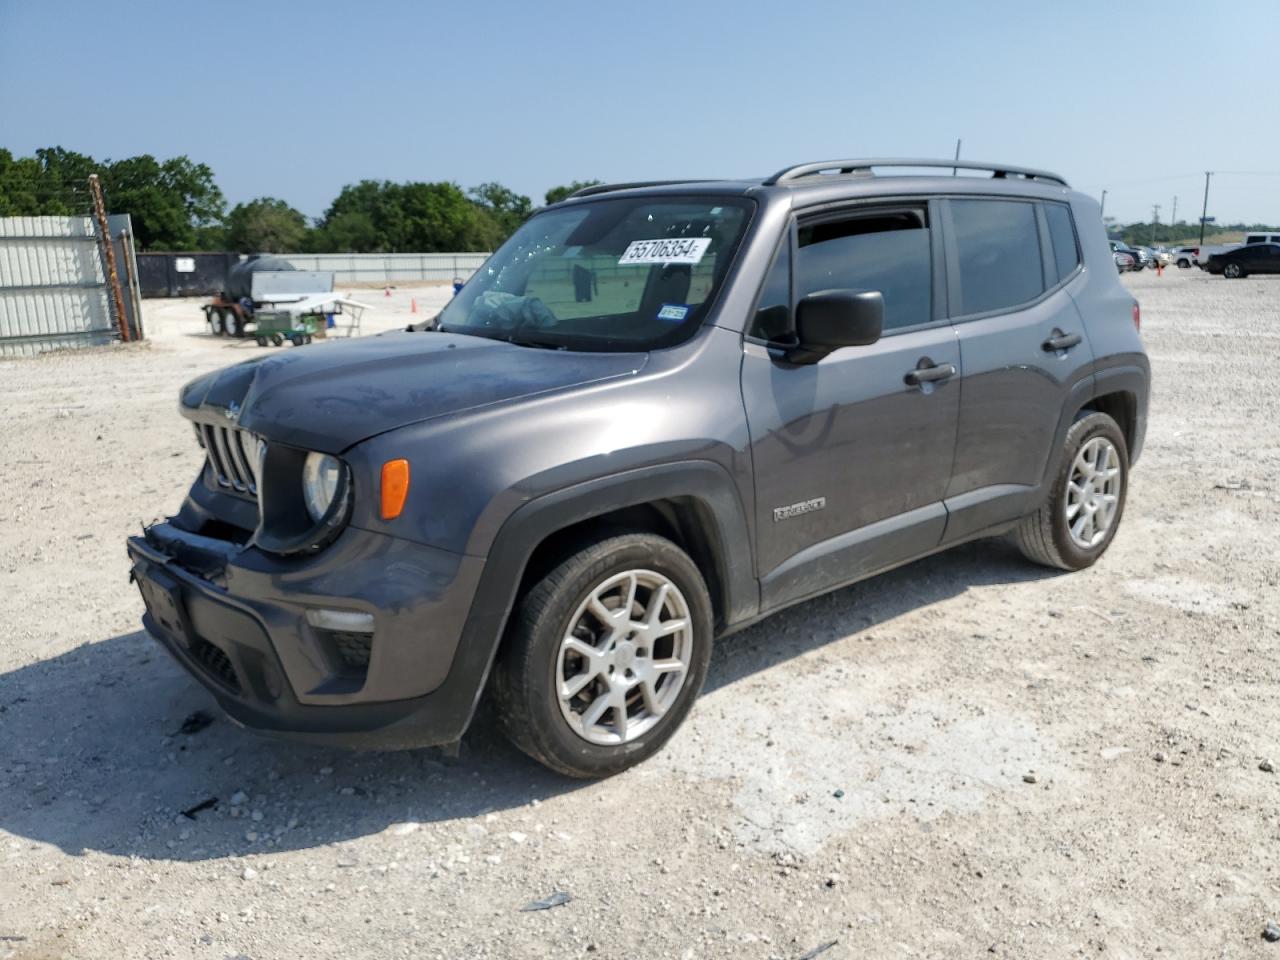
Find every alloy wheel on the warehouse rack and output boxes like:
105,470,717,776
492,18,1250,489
1064,436,1122,550
556,569,693,746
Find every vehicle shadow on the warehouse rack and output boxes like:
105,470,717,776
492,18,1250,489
0,538,1052,863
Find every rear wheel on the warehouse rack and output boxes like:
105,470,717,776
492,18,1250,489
1014,412,1129,571
270,333,283,347
1177,258,1191,268
1224,262,1244,279
490,533,713,778
210,308,227,336
225,309,244,338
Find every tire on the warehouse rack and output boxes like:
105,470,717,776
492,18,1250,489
270,333,283,347
1224,262,1244,279
210,308,227,337
1013,412,1129,572
1177,259,1191,268
255,336,268,347
225,309,243,338
490,533,714,778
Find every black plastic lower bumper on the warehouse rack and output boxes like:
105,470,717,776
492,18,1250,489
127,523,497,750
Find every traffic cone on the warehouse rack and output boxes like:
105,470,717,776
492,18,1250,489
1156,261,1163,277
411,298,418,313
384,285,391,297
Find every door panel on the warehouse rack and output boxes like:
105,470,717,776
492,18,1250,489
743,326,960,608
941,198,1094,539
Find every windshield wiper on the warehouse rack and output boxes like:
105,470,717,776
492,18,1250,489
505,334,566,350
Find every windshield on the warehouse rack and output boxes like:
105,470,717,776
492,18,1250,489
436,197,752,351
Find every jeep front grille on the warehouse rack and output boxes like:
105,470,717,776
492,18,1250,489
196,423,259,497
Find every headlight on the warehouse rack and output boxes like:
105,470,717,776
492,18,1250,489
301,452,343,523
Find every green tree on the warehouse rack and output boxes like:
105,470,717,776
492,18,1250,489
544,179,602,206
0,149,42,215
314,179,496,252
101,154,225,249
224,197,308,252
469,181,532,237
308,210,377,253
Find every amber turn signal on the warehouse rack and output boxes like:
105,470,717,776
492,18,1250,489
380,459,410,520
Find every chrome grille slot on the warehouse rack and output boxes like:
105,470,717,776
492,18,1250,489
199,423,258,497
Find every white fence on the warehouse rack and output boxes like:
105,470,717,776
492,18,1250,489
0,216,132,358
280,252,491,285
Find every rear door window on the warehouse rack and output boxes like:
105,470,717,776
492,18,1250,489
949,199,1045,316
794,207,932,333
1043,202,1081,284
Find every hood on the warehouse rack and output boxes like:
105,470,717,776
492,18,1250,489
180,331,648,453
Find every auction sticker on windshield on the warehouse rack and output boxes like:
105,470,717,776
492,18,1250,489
618,237,711,266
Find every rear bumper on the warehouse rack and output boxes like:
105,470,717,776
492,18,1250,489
127,521,493,749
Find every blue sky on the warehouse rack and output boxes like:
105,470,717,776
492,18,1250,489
2,0,1278,226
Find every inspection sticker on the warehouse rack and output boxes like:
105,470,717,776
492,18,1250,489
656,304,689,322
618,237,711,266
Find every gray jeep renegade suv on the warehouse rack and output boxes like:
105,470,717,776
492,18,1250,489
128,158,1149,778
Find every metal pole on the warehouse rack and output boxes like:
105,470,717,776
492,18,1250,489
1100,190,1107,219
1170,196,1177,235
952,139,961,176
1151,204,1160,245
89,174,130,343
119,229,145,340
1198,171,1212,247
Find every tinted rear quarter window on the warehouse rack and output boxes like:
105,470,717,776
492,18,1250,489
1043,202,1081,283
950,199,1044,315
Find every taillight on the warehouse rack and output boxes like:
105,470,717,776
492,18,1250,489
1132,302,1141,331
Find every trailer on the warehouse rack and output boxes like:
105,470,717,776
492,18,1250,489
201,255,334,338
249,292,371,347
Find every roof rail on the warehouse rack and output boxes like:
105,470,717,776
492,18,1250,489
565,179,705,200
763,158,1068,188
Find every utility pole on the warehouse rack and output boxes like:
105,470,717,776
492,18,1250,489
1151,204,1161,245
952,138,961,176
1198,171,1213,247
1100,189,1107,219
1170,195,1177,235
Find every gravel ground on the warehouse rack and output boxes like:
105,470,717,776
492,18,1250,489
1,268,1279,959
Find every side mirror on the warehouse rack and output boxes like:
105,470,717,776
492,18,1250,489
788,289,884,363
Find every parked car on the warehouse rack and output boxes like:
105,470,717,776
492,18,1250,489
1114,250,1137,272
128,158,1150,778
1243,232,1280,246
1110,240,1150,269
1197,243,1242,269
1205,242,1280,278
1171,246,1199,268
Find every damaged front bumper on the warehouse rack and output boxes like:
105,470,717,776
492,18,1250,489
127,519,492,749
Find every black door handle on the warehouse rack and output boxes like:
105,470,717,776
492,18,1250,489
1043,330,1082,352
904,359,957,386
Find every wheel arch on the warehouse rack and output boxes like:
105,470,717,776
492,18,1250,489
490,462,757,635
445,461,758,739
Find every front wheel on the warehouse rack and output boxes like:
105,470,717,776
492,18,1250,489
1223,262,1244,279
490,533,713,778
1014,412,1129,571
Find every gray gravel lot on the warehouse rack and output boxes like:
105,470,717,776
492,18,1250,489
1,269,1279,959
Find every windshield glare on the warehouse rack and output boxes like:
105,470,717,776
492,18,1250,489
437,197,752,351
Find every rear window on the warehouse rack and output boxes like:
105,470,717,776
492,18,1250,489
1043,202,1081,284
950,199,1044,315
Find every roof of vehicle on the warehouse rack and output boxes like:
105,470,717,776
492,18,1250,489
557,158,1076,209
